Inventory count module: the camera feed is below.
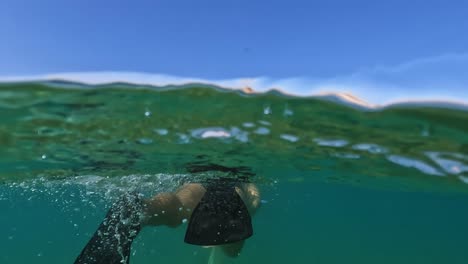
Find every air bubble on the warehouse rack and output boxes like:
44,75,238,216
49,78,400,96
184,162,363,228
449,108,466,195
283,107,293,116
254,127,270,135
137,138,153,145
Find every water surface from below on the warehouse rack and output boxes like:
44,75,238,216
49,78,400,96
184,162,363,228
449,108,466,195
1,82,468,263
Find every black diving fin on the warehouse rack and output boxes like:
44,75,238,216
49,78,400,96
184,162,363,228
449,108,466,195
184,178,253,246
74,193,144,264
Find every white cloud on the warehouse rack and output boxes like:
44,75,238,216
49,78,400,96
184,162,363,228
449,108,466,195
328,53,468,104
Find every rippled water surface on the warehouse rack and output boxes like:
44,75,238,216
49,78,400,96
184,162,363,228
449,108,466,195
1,82,468,263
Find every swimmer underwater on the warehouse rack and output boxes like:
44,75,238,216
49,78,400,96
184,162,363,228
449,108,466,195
74,166,261,264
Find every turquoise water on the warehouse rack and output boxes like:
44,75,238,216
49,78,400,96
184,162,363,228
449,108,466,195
1,81,468,263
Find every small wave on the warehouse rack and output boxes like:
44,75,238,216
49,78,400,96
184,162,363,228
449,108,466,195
2,72,468,111
425,152,468,175
386,155,444,176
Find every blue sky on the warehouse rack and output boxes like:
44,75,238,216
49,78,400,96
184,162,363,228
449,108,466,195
1,0,467,103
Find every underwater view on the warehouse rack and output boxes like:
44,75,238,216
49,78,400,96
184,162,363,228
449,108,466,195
1,81,468,263
2,1,468,263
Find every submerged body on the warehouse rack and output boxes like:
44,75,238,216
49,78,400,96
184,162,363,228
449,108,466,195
2,83,468,263
75,181,260,263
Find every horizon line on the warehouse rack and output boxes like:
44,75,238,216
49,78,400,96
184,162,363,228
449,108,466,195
1,71,467,112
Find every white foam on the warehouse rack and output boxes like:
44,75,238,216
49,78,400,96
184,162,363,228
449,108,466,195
425,152,468,175
229,127,249,143
190,127,231,139
242,122,255,128
254,127,270,135
153,128,168,135
176,133,190,144
352,143,388,154
314,138,348,148
202,130,230,138
189,127,249,142
258,120,271,126
386,155,444,176
280,134,299,142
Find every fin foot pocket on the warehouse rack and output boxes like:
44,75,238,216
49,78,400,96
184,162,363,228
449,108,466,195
184,179,253,246
74,193,143,264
